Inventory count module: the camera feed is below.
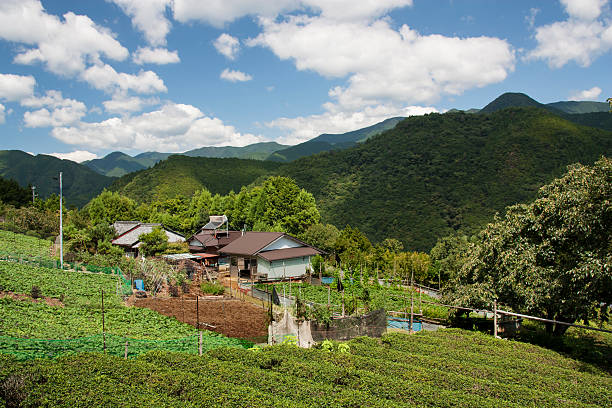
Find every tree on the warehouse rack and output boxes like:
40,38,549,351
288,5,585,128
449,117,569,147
87,190,136,225
300,223,340,254
443,157,612,335
138,227,169,257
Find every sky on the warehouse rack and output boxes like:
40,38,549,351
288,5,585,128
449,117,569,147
0,0,610,162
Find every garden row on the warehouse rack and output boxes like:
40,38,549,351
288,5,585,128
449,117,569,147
1,329,609,407
0,230,52,258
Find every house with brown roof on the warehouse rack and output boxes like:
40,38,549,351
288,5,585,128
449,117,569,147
111,222,185,257
219,231,323,281
186,215,242,266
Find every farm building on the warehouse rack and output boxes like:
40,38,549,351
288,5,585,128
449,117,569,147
111,222,185,257
219,231,323,281
186,215,242,266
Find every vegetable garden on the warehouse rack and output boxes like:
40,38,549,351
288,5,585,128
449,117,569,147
1,329,610,407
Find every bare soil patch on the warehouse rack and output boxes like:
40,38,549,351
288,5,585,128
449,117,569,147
0,291,64,307
133,296,269,341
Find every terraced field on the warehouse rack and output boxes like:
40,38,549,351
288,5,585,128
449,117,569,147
1,329,610,407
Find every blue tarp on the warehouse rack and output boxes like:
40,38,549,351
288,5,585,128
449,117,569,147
135,279,144,291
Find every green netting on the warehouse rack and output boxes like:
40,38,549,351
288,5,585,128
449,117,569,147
0,333,252,360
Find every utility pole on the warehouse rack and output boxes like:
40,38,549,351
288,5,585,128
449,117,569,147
31,185,36,204
59,172,63,269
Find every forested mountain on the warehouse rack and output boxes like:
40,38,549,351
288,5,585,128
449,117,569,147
479,92,561,114
277,107,612,251
85,142,288,177
546,100,609,114
268,117,405,162
0,150,113,207
110,155,282,203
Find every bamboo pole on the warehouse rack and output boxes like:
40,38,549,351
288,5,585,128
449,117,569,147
196,296,199,330
199,331,203,355
101,289,106,352
493,300,498,337
124,341,128,359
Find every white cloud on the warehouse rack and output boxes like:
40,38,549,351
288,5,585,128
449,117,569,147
569,86,602,100
133,47,180,65
560,0,607,21
268,104,437,145
52,103,263,152
0,73,36,102
249,16,514,109
214,33,240,60
108,0,171,46
0,104,5,124
47,150,98,163
527,0,612,68
102,94,160,114
171,0,412,26
220,68,253,82
0,0,128,76
80,63,167,94
525,8,540,29
22,90,87,128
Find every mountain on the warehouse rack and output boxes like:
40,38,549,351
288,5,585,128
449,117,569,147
83,151,148,177
110,155,282,203
268,117,405,162
185,142,287,160
0,150,113,207
277,107,612,251
85,142,289,177
479,92,560,114
546,101,609,114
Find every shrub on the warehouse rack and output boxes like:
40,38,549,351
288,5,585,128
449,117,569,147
201,282,225,296
168,284,179,298
30,285,41,299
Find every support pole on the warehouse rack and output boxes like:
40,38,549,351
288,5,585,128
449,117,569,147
59,172,63,270
199,331,203,356
327,286,330,307
493,300,498,338
124,341,128,359
196,296,200,330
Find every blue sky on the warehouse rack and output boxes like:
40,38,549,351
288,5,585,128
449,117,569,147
0,0,610,162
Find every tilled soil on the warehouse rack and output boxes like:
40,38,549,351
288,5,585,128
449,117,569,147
133,296,269,341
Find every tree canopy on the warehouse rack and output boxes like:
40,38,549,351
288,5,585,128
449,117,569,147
443,157,612,334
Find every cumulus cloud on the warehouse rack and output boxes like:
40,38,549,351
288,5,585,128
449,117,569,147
0,104,5,124
47,150,98,163
569,86,602,100
248,16,514,109
172,0,412,26
268,104,437,145
214,34,240,60
133,47,180,64
0,73,36,102
80,63,167,94
0,0,128,76
102,94,160,114
52,103,263,152
21,90,87,127
108,0,171,46
220,68,253,82
527,0,612,68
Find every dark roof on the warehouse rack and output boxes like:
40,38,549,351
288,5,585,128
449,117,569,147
258,247,321,261
188,230,242,248
219,231,284,256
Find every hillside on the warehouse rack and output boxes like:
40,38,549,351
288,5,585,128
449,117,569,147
479,92,560,114
1,329,610,407
86,142,289,177
0,150,113,207
547,100,609,114
110,155,282,202
268,117,404,162
277,107,612,251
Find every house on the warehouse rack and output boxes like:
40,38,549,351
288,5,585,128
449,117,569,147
186,215,242,266
111,222,185,257
219,231,324,281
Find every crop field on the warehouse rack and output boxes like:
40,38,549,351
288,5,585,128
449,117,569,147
260,281,448,319
0,230,52,258
0,261,122,308
1,329,610,407
0,258,251,360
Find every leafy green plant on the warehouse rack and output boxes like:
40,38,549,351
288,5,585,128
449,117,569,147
200,282,225,296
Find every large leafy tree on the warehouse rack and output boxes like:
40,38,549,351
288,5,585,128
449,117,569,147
444,157,611,335
138,227,169,257
87,190,136,225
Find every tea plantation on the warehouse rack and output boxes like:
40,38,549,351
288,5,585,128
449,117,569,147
1,329,610,407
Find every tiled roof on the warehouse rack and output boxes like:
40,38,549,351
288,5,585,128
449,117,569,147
112,223,184,248
219,232,284,256
258,247,321,261
113,221,141,236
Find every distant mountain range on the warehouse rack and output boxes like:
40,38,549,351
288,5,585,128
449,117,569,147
83,142,288,177
0,150,112,207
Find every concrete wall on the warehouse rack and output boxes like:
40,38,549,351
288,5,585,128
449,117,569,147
258,256,312,280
